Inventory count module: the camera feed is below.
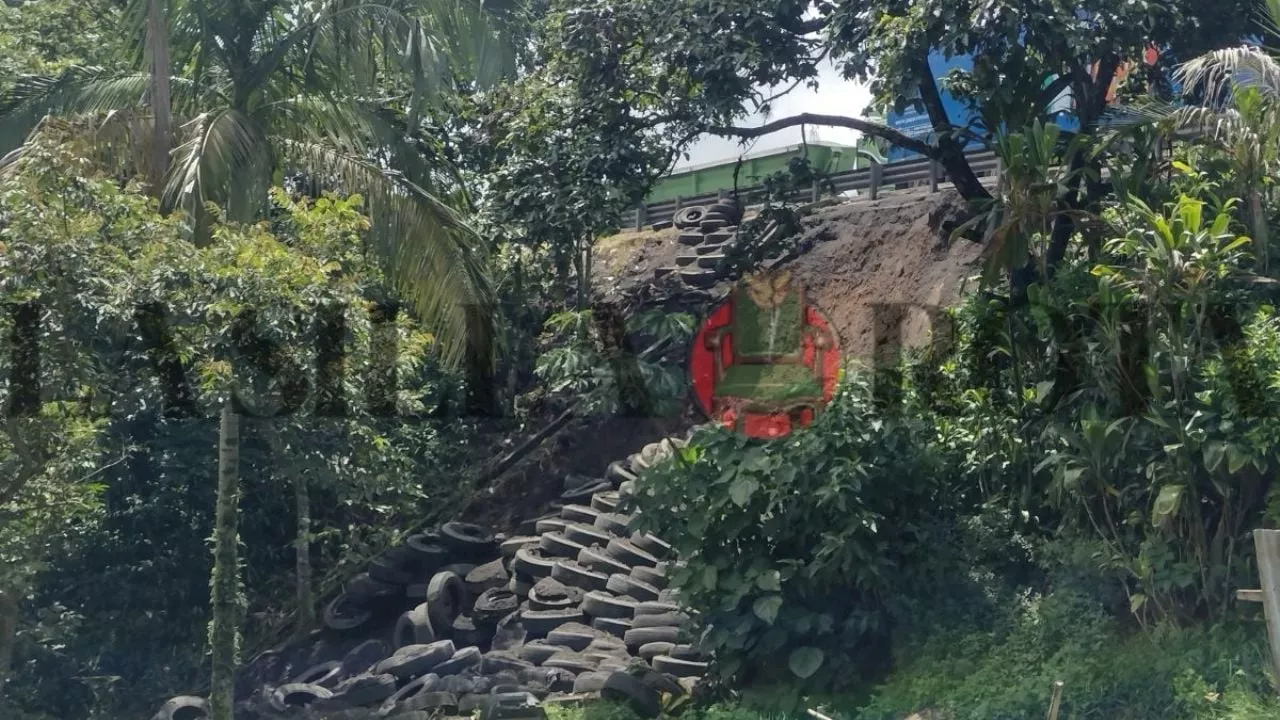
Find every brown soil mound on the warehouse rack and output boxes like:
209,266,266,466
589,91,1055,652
782,190,985,366
601,189,986,367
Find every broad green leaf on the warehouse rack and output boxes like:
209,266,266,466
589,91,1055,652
752,594,782,624
729,477,759,507
1151,484,1185,527
1203,442,1225,473
1130,592,1147,614
756,570,781,591
788,646,824,679
701,565,718,591
1226,444,1249,474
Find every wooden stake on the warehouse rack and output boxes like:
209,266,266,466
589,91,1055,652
1046,680,1064,720
1254,529,1280,684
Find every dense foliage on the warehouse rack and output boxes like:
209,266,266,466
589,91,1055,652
5,0,1280,717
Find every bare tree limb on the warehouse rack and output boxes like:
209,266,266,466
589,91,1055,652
708,113,939,158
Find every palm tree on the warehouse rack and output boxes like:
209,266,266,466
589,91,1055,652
1167,0,1280,271
210,398,242,720
0,0,518,366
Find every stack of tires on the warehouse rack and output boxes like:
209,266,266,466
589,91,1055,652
153,434,710,720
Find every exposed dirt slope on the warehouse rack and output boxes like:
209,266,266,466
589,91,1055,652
783,190,984,364
601,188,986,364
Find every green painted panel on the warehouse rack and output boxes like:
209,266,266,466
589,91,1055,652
645,140,873,205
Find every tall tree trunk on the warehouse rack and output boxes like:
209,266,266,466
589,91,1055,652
145,0,172,196
210,399,243,720
0,588,17,690
261,426,315,635
293,471,314,635
915,53,990,202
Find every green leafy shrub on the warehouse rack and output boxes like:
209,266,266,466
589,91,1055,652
858,588,1271,720
632,375,965,690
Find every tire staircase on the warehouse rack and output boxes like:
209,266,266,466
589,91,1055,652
654,200,749,289
152,429,707,720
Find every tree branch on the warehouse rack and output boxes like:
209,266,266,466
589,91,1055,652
709,113,938,158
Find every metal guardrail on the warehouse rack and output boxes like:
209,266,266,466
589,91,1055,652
635,149,1000,229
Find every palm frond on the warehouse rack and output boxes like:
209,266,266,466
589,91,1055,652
1177,46,1280,105
278,137,492,370
0,69,151,154
165,108,272,223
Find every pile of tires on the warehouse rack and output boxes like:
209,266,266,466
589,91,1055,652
152,433,710,720
672,200,743,231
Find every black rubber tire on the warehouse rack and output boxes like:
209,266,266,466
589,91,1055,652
546,651,599,674
479,691,544,720
709,199,743,221
508,574,534,597
474,587,520,624
633,601,681,617
401,690,459,714
344,572,400,606
602,671,662,718
425,571,467,633
433,646,483,676
388,710,437,720
528,577,584,611
534,517,567,535
520,607,586,637
451,614,493,648
571,670,611,693
545,623,596,652
329,672,398,706
563,523,612,548
290,660,344,688
669,644,706,661
607,539,659,568
465,559,510,597
373,640,455,679
394,603,436,648
441,562,478,579
480,651,534,675
629,533,672,559
591,616,632,638
582,591,637,619
562,479,612,503
539,532,586,559
629,565,668,589
638,668,685,696
652,655,709,678
151,696,209,720
624,626,682,647
558,504,599,524
339,639,391,677
512,547,556,579
517,640,568,665
324,593,373,632
638,641,675,660
378,673,441,715
606,573,660,602
405,532,451,571
631,611,689,629
270,683,332,712
591,492,621,513
592,513,634,538
606,461,638,485
500,536,539,559
551,560,609,592
440,521,497,557
367,553,414,586
673,206,709,229
491,610,528,652
440,673,478,695
578,547,631,576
